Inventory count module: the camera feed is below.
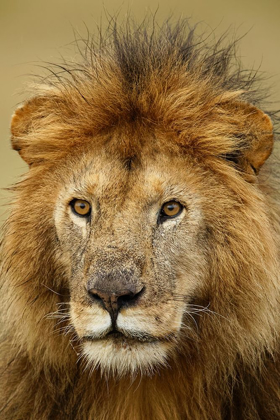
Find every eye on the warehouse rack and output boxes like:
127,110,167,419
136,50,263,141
70,199,91,217
159,201,183,222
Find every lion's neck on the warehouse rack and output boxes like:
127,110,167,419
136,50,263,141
2,345,280,420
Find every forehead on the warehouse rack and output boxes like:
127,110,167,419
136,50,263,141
62,142,202,200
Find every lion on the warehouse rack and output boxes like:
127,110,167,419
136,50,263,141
1,20,280,420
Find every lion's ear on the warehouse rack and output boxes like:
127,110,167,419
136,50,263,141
227,103,274,177
11,97,48,166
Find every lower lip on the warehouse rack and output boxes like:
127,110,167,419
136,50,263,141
107,331,125,339
83,332,158,344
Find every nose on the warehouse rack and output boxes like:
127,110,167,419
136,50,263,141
88,285,144,322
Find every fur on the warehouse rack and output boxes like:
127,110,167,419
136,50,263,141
1,19,280,420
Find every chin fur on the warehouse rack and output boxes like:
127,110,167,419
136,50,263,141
82,337,173,377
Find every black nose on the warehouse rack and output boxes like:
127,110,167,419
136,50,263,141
88,285,144,322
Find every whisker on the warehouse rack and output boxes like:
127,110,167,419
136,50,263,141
41,283,69,297
185,302,229,322
184,311,199,331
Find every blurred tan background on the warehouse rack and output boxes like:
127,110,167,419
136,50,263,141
1,0,280,225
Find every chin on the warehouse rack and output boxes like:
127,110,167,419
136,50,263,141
82,335,174,377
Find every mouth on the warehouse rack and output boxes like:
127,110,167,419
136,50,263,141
81,327,177,376
107,330,125,339
82,328,175,344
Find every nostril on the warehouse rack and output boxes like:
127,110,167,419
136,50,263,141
88,291,103,302
119,293,134,303
117,286,145,307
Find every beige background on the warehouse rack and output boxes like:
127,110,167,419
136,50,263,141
1,0,280,224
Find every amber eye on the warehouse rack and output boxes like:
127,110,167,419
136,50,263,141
70,199,91,217
159,201,183,222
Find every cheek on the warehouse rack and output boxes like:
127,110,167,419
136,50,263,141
54,206,89,267
152,226,208,297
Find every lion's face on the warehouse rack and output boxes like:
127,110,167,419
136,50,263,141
54,140,211,375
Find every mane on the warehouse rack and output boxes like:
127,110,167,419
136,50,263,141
14,19,279,164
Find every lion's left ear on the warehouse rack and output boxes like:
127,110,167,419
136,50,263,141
228,103,274,176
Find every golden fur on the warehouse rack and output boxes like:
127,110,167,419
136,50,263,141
1,20,280,419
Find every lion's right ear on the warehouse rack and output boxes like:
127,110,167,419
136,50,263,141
11,97,48,166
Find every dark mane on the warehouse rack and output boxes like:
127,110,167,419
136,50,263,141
43,19,265,102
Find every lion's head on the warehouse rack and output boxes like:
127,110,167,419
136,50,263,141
1,20,280,420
